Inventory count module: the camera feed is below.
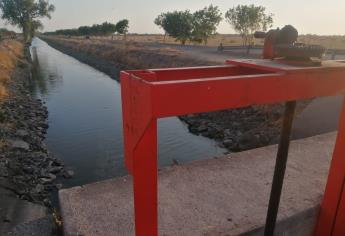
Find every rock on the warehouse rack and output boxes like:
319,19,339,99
206,127,218,138
0,165,9,177
15,129,29,137
23,166,34,174
39,174,56,185
47,173,56,181
40,178,53,185
43,198,51,206
63,170,74,179
232,121,241,128
35,184,45,193
223,129,232,137
49,166,63,174
223,139,234,148
55,183,63,190
197,125,208,132
8,140,30,151
238,133,261,150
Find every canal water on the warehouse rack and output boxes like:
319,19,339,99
29,38,226,187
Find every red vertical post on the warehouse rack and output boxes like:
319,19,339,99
333,181,345,235
133,120,158,236
315,97,345,236
121,72,158,235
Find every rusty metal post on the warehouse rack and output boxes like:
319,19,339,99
264,101,296,236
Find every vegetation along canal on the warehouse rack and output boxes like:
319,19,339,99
29,38,226,187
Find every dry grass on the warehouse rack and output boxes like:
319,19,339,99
86,34,263,47
45,36,208,71
0,40,23,100
86,34,345,49
298,35,345,50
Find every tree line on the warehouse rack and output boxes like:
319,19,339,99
45,20,129,37
155,4,273,45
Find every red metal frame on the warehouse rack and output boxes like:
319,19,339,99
121,59,345,236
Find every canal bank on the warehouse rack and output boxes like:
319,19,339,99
0,40,66,235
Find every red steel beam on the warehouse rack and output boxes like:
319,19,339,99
120,59,345,236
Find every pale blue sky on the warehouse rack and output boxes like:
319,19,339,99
1,0,345,35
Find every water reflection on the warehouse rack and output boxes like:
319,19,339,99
30,45,62,99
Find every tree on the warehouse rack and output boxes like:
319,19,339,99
115,19,129,39
30,20,43,37
0,0,55,42
78,26,91,36
154,14,167,42
156,11,193,45
225,4,273,46
101,22,116,36
191,5,222,45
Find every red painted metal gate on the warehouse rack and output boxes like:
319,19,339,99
121,59,345,236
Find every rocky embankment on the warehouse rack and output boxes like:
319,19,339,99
0,41,69,208
39,36,308,152
180,105,284,151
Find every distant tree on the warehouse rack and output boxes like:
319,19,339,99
115,19,129,39
154,14,167,42
78,26,91,36
90,24,102,35
157,11,193,45
191,5,222,45
101,22,116,36
0,0,55,42
225,4,273,46
49,22,116,37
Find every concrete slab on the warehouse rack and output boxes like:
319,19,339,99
0,188,48,235
59,132,336,236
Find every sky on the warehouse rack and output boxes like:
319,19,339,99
1,0,345,35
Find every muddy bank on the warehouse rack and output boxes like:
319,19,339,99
39,36,306,152
0,42,70,209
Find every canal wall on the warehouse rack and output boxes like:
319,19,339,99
59,131,336,236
